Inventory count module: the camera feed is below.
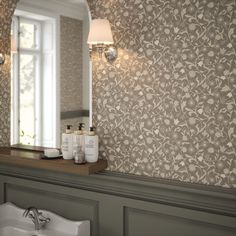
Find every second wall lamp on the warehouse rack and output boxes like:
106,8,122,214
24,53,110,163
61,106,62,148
0,35,17,65
87,19,117,62
0,53,5,65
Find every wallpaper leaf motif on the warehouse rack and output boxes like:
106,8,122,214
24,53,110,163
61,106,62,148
87,0,236,188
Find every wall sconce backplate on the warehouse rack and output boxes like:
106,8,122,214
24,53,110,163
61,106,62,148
104,46,118,63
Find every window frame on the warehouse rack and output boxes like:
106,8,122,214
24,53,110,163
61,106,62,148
11,15,53,147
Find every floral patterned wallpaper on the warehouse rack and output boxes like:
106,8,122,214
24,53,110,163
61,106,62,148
60,16,83,114
87,0,236,188
0,0,18,146
60,16,84,133
0,0,235,189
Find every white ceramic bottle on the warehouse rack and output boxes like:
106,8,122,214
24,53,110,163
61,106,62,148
73,123,86,164
61,125,74,160
85,127,99,163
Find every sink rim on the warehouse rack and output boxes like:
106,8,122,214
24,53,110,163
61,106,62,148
0,202,90,236
0,225,80,236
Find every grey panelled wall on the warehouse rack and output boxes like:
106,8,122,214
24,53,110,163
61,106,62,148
87,0,236,188
0,165,235,236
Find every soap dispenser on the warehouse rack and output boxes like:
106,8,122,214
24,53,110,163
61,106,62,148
73,123,86,164
61,125,73,160
85,127,99,163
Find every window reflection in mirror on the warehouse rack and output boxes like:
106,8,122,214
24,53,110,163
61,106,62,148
11,15,56,147
10,0,91,148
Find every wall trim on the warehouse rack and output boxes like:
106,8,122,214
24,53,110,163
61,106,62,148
0,164,235,217
61,109,89,119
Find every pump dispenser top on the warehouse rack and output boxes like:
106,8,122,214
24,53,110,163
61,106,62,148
66,125,73,134
75,123,85,135
88,126,96,135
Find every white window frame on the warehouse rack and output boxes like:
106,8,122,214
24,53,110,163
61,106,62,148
11,12,57,147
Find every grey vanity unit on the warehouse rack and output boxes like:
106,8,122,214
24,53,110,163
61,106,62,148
0,150,235,236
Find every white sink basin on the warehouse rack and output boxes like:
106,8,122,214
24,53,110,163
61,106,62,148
0,202,90,236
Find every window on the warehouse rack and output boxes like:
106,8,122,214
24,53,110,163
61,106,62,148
11,12,57,147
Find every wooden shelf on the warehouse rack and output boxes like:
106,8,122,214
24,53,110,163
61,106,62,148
0,147,107,175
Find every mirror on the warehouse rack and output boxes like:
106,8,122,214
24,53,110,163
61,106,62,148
10,0,91,148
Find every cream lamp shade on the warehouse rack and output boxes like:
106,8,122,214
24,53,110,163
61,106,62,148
87,19,114,45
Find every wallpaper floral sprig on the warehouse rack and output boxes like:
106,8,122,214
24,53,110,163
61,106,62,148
87,0,236,188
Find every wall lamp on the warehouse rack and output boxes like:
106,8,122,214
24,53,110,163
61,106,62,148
0,36,17,65
0,53,5,65
87,19,117,62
